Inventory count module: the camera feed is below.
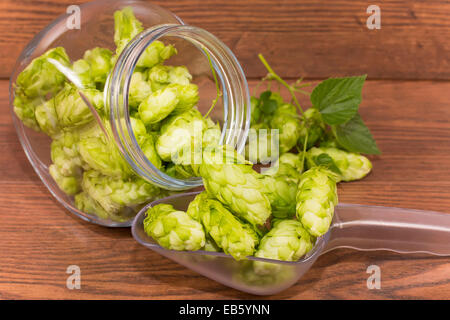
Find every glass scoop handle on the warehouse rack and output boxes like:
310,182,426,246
323,204,450,256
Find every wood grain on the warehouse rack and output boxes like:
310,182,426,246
1,0,449,80
1,79,450,299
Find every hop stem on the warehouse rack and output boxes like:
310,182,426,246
258,53,305,115
203,47,222,119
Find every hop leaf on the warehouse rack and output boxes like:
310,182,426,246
311,75,366,125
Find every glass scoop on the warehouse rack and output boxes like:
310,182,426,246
132,191,450,295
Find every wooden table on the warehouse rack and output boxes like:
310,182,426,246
0,0,449,299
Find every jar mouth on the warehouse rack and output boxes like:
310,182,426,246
107,24,251,190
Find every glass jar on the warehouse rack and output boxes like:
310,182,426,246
9,0,251,227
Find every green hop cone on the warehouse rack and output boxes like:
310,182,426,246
261,175,297,219
262,154,302,184
200,145,272,226
260,154,301,218
78,135,131,178
296,167,338,237
130,116,147,139
144,203,205,251
54,84,104,129
270,103,301,154
15,47,70,98
253,219,314,275
170,83,199,114
298,108,326,149
114,7,143,56
83,47,112,87
235,260,296,287
128,71,152,108
195,196,259,260
203,237,221,252
147,65,191,91
170,118,220,178
306,147,372,182
74,192,110,220
13,94,44,131
277,152,304,176
156,108,204,161
168,66,192,85
163,163,187,179
131,117,164,169
35,98,61,137
114,7,176,66
171,144,203,178
202,118,221,148
50,131,84,177
72,59,96,89
139,85,179,124
138,134,163,169
245,129,279,164
147,65,170,91
186,191,209,221
49,164,81,196
137,41,177,69
81,170,160,219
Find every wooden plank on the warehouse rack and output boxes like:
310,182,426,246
1,79,450,299
1,0,449,79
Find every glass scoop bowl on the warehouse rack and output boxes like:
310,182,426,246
132,191,450,295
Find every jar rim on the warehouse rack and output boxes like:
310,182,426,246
107,24,251,190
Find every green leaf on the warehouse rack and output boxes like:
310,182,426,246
259,90,271,102
331,113,381,155
261,99,278,114
314,153,342,174
311,75,366,125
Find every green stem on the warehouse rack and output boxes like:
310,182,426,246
299,130,309,174
203,47,222,119
258,53,305,115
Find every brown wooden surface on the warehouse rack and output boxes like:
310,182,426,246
1,78,450,299
0,0,449,80
1,0,450,300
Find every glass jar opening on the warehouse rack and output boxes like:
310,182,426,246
107,24,251,190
